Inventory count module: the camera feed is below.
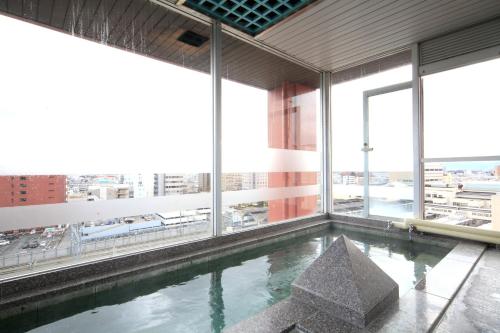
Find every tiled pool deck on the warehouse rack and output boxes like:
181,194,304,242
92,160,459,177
224,240,487,333
434,248,500,332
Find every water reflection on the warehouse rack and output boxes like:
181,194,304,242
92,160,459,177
209,269,225,332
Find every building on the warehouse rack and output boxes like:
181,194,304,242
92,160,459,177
492,195,500,230
123,174,154,198
425,164,445,184
423,162,500,227
425,184,496,226
87,184,130,200
388,172,413,185
0,175,66,207
268,81,318,222
221,173,243,192
198,173,211,192
241,173,268,190
342,173,358,185
154,174,187,196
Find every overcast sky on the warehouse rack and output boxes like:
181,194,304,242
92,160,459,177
0,14,319,175
0,13,498,176
332,57,500,172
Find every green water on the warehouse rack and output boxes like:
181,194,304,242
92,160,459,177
1,228,449,333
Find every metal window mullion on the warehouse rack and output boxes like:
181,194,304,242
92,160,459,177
320,72,332,214
362,91,370,218
412,43,424,219
211,20,222,236
423,156,500,163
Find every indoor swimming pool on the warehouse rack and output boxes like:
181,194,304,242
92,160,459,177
1,228,450,333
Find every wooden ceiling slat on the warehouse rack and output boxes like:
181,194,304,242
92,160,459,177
71,0,100,38
147,14,188,56
6,0,22,16
103,0,133,41
49,0,69,28
0,0,317,90
110,0,149,46
36,0,54,25
120,4,158,47
155,19,200,60
142,10,176,52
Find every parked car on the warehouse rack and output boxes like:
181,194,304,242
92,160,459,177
0,239,10,246
5,234,18,241
28,240,39,248
39,240,47,247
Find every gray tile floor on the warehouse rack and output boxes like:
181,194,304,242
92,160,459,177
434,248,500,333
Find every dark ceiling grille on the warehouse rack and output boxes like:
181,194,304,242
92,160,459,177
184,0,314,36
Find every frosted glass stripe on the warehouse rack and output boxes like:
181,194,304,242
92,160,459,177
0,185,320,231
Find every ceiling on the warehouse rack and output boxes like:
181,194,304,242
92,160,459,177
254,0,500,71
1,0,499,77
0,0,318,90
183,0,315,36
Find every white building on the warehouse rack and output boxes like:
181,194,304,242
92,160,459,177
154,174,187,196
123,174,155,198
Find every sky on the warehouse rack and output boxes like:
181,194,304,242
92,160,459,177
331,57,500,172
0,14,320,175
0,13,498,176
444,161,499,172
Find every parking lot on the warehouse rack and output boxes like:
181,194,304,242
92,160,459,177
0,230,67,266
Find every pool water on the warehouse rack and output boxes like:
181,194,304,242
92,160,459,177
1,228,449,333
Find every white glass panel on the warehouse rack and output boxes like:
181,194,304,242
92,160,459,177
221,32,321,233
331,65,411,216
0,7,213,273
0,14,212,175
368,88,413,218
424,58,500,159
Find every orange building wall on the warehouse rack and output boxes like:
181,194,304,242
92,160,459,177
268,82,318,222
0,175,67,207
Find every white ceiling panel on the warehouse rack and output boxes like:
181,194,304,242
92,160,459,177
256,0,500,72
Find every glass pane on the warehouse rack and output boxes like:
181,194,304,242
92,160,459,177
331,65,411,216
0,3,212,274
221,33,321,233
424,58,500,158
368,88,413,218
424,161,500,230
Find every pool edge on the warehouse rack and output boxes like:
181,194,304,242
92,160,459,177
0,216,464,321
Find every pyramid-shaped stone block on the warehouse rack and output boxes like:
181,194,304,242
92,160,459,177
292,235,398,328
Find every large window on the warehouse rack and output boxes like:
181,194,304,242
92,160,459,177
221,33,321,233
423,57,500,230
331,64,412,217
0,3,212,272
0,0,325,276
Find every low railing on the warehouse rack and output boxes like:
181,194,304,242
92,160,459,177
0,221,211,270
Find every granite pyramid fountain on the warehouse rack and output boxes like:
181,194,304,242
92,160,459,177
224,235,399,333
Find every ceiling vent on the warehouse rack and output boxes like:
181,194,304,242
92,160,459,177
177,30,209,47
